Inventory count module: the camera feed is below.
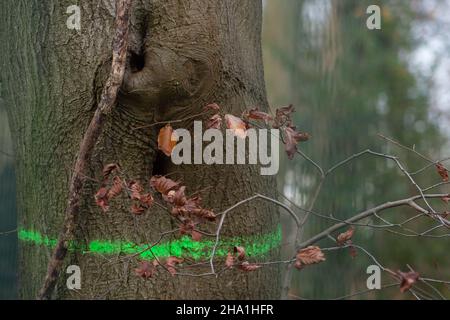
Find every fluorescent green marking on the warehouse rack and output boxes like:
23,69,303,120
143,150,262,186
18,225,282,261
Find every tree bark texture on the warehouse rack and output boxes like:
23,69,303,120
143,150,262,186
0,0,281,299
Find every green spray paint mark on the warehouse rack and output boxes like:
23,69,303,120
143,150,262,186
18,225,282,261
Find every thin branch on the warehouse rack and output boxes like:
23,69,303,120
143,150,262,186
132,112,206,130
209,193,300,274
0,228,17,236
37,0,132,300
0,149,13,157
298,193,448,249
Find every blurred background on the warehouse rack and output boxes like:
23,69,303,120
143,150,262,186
263,0,449,299
0,0,449,299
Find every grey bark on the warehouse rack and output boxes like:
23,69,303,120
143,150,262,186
1,0,280,299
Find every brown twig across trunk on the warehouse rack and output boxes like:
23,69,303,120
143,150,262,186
37,0,132,300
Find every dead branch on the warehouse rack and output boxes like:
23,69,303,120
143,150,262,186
37,0,132,300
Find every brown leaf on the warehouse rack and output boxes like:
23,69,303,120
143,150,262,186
193,208,216,221
234,246,246,261
224,114,247,138
204,103,220,112
150,176,180,195
273,104,295,128
442,195,450,204
107,176,123,200
295,246,326,269
225,252,235,268
128,181,143,201
157,124,178,156
283,126,310,160
140,193,154,207
336,227,355,246
130,203,146,215
94,187,109,212
349,245,358,258
239,261,261,272
166,257,183,276
243,107,273,124
134,261,155,279
167,186,187,206
179,219,195,235
398,271,420,293
102,163,120,181
206,114,223,130
439,211,449,219
191,230,202,242
172,195,201,217
436,163,449,182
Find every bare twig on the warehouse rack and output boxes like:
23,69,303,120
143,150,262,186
37,0,132,300
297,194,448,249
0,228,17,236
209,193,300,274
0,149,13,157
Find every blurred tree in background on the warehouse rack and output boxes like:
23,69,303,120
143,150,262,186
263,0,448,299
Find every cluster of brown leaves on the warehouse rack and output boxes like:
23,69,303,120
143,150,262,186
128,180,154,215
155,103,310,160
94,164,154,215
336,227,357,258
150,175,216,241
436,163,449,182
94,164,123,212
397,270,420,293
204,103,310,160
225,246,261,272
295,246,326,270
134,256,184,279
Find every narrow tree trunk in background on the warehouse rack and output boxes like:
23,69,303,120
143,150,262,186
0,0,280,299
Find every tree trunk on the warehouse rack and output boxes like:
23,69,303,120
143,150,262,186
0,0,281,299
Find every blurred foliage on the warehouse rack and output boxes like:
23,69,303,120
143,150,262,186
0,107,17,299
263,0,449,299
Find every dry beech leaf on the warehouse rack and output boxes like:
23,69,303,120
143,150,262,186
225,252,235,268
440,211,449,219
234,246,246,261
283,126,310,160
140,193,154,207
295,246,326,269
239,261,261,272
273,104,295,128
158,124,178,156
134,261,156,279
150,176,180,195
224,114,247,138
128,180,144,201
398,271,420,293
243,107,273,124
130,203,146,215
204,103,220,112
349,245,357,258
206,114,223,130
166,257,183,276
194,208,216,221
191,230,202,242
102,163,120,180
94,187,109,212
107,176,123,200
337,227,355,246
436,163,449,182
